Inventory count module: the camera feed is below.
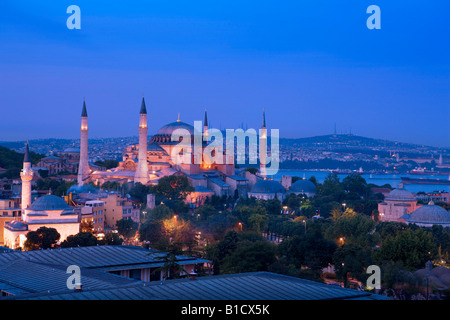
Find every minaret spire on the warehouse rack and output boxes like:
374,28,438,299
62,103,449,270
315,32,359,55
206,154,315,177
140,96,147,115
203,108,209,140
262,108,266,128
81,98,88,117
24,140,31,163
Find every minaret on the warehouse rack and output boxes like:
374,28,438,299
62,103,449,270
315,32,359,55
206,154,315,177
203,108,209,140
21,141,33,210
77,99,90,186
134,96,149,184
259,109,267,179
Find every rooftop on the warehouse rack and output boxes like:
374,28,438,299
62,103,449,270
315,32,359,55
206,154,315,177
406,201,450,225
251,180,286,194
4,271,389,300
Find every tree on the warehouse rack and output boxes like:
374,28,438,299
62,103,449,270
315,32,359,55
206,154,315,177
206,230,239,274
201,212,239,240
139,219,165,243
100,181,121,192
24,227,60,250
248,213,269,233
61,232,98,248
330,207,357,222
194,205,217,222
116,218,139,240
220,240,277,274
325,214,379,249
282,194,302,212
333,244,373,288
152,243,188,280
170,219,197,250
99,232,124,245
244,167,258,175
342,174,369,198
299,199,315,218
319,173,344,198
264,198,282,215
152,175,194,201
278,233,337,271
129,182,150,204
147,204,173,221
375,221,409,240
94,159,119,169
373,229,436,270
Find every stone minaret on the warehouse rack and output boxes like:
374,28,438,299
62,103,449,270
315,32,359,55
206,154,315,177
259,109,267,179
21,141,33,210
77,99,90,186
134,96,149,184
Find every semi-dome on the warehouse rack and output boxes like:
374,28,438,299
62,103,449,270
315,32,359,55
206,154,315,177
63,147,79,153
406,201,450,225
251,180,286,194
4,219,28,231
385,187,415,201
28,195,70,211
289,179,316,194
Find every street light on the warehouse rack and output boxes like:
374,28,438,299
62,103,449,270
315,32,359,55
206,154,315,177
342,203,346,211
302,220,306,233
238,222,243,231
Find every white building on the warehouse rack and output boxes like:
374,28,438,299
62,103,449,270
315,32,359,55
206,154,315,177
4,195,80,249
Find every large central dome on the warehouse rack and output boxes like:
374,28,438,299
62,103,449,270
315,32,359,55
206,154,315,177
151,120,201,144
156,121,195,136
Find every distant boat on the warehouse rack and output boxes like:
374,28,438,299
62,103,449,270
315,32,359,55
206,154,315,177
401,176,450,185
411,167,432,175
410,167,450,175
331,168,363,175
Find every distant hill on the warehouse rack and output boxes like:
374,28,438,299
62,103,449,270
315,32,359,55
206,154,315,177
281,134,438,149
280,134,449,157
0,145,44,178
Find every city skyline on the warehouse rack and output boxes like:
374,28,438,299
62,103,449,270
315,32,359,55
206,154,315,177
0,1,448,147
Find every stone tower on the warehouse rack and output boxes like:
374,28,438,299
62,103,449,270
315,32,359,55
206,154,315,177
21,141,33,210
259,109,267,179
134,96,149,184
77,99,90,186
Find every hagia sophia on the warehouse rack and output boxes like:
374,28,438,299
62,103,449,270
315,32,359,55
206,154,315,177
78,96,288,204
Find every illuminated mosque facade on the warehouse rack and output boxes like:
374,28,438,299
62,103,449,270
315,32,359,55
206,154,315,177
81,97,277,203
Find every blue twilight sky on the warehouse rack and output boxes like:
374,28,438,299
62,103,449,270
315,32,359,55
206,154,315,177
0,1,449,147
